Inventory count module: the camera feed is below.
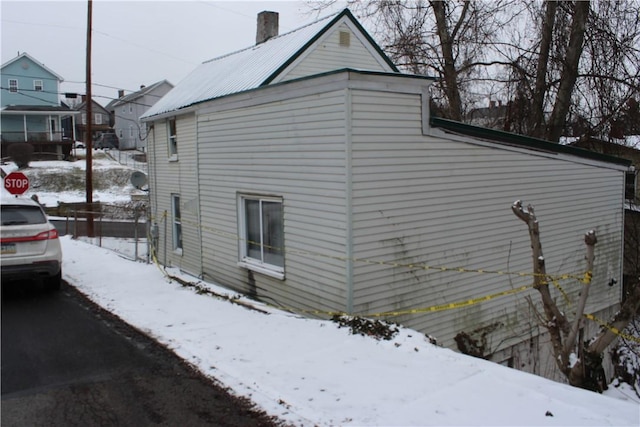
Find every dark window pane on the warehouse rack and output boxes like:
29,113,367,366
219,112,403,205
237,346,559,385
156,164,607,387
262,201,283,267
245,199,261,259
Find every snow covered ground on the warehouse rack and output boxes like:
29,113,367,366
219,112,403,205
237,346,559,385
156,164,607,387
3,152,640,426
60,237,640,426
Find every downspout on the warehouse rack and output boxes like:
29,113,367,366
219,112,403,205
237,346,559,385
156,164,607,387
149,122,159,261
23,115,27,141
345,87,354,314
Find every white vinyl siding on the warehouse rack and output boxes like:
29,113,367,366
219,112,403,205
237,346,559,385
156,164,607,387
348,89,624,352
148,113,201,276
278,23,391,83
197,89,349,314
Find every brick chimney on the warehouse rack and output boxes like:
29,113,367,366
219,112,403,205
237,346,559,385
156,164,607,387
256,11,278,44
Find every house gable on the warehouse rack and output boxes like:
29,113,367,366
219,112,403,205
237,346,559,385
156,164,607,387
266,10,397,85
1,53,62,108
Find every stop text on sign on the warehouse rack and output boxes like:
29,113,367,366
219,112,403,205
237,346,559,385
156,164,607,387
5,177,29,188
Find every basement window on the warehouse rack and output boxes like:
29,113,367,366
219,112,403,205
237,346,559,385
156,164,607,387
237,194,284,279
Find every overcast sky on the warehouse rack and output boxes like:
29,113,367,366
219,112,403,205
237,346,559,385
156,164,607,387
1,0,346,106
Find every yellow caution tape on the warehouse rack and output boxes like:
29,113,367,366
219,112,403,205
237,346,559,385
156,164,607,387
584,313,640,343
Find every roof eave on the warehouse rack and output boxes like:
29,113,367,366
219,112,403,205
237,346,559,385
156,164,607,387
430,116,632,167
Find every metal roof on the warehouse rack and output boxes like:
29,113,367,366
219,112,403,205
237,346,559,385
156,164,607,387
142,9,394,120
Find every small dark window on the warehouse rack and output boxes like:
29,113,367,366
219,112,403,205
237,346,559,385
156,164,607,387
625,171,636,201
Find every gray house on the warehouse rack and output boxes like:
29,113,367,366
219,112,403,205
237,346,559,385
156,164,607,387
106,80,173,150
141,9,629,382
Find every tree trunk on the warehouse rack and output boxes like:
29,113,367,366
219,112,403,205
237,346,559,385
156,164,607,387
430,0,464,121
512,200,570,372
531,0,558,138
513,200,640,391
546,1,590,142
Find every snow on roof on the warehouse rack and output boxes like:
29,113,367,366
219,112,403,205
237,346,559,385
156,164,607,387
141,11,342,119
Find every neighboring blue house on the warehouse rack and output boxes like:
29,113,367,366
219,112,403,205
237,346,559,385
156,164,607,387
1,52,75,158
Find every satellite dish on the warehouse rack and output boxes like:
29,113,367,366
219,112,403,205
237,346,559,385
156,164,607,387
130,171,147,189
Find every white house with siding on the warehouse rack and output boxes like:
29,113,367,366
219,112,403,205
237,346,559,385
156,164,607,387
105,80,174,150
141,9,630,382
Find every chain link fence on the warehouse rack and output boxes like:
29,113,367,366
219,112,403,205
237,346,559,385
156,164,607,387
47,201,149,262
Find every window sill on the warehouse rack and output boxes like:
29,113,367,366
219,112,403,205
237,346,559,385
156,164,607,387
237,260,285,280
173,248,183,256
168,155,178,162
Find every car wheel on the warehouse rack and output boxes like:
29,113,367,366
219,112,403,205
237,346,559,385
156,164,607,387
46,271,62,291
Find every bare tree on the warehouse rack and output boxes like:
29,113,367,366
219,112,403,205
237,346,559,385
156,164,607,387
309,0,512,120
512,200,640,391
308,0,640,142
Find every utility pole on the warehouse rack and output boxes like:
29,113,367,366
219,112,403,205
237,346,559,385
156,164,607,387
85,0,94,237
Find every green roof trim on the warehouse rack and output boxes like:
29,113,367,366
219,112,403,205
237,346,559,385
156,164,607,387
261,9,399,86
430,116,632,167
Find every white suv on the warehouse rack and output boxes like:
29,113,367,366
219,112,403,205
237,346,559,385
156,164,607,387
1,195,62,291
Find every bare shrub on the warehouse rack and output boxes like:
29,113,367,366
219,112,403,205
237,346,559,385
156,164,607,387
7,143,34,169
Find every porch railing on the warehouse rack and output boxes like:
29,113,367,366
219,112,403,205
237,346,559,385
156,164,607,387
1,130,66,143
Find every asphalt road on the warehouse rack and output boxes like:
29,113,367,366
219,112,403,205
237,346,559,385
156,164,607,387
1,281,282,427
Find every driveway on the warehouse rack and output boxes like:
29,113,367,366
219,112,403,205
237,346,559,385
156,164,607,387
1,281,281,426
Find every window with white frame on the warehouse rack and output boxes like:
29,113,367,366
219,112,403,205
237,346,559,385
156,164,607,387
34,80,43,91
167,117,177,159
171,194,182,252
81,113,86,125
238,194,284,278
130,125,134,138
9,79,18,92
95,113,102,125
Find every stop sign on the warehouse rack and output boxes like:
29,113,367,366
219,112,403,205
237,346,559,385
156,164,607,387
4,171,30,195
